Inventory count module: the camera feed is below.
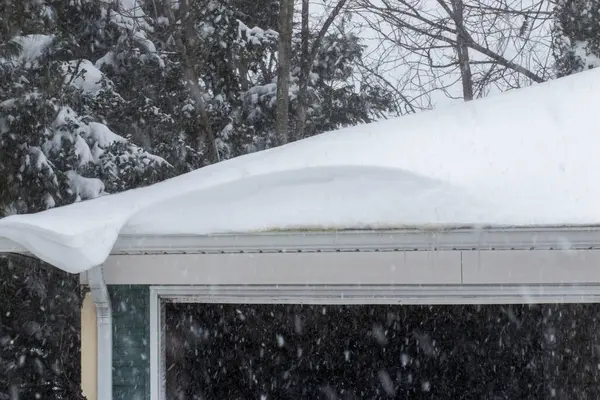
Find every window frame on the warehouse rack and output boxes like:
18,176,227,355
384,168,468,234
149,283,600,400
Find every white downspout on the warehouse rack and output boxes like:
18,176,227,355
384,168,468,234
87,266,112,400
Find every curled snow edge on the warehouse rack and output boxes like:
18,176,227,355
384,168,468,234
0,165,494,273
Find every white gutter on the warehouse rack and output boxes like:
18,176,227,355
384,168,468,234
105,226,600,254
87,266,112,400
2,227,600,257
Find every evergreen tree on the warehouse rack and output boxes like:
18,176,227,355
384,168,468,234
292,31,397,138
242,29,398,144
0,257,85,400
0,2,171,397
94,0,206,173
0,0,173,216
141,0,283,158
136,0,397,158
552,0,600,77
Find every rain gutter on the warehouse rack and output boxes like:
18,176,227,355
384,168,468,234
3,227,600,257
87,266,112,400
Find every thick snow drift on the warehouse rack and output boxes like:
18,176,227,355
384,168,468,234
2,68,600,272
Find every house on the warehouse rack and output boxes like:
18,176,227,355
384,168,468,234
2,68,600,400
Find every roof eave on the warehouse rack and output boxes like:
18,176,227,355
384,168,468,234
2,226,600,258
75,226,600,255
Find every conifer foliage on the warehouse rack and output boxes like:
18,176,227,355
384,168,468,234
0,0,173,216
0,257,85,400
553,0,600,77
1,0,397,214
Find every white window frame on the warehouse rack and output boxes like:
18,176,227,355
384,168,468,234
149,282,600,400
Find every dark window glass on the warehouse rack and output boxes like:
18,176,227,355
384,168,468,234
165,303,600,399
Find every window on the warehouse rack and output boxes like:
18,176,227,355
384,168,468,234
151,287,600,399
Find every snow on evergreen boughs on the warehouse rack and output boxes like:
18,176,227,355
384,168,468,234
552,0,600,76
238,21,278,47
1,0,398,209
0,76,170,214
0,0,173,216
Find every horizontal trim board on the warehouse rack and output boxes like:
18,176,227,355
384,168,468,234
97,249,600,286
463,249,600,284
102,251,462,285
152,284,600,305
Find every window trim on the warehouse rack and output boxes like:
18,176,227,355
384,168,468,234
149,283,600,400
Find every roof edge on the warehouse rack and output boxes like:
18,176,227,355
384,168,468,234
96,226,600,255
2,226,599,257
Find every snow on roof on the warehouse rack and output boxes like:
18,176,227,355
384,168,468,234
2,69,600,273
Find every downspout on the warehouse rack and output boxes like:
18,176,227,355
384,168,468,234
87,266,113,400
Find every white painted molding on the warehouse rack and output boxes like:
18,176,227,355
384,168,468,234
149,287,160,400
148,282,600,399
103,251,461,285
102,249,600,286
149,284,600,305
463,250,600,284
87,267,112,400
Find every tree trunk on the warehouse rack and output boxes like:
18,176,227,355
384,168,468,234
295,0,310,140
168,0,219,163
275,0,294,145
450,0,474,101
295,0,349,139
